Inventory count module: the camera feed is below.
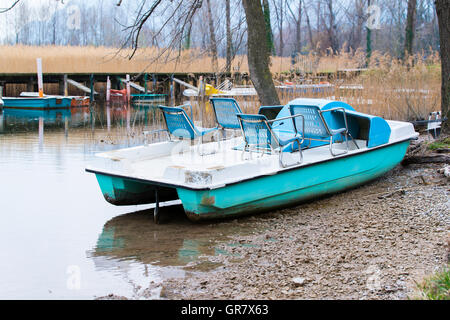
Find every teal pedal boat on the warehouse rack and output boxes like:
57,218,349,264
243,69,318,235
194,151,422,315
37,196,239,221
2,96,72,109
86,98,418,222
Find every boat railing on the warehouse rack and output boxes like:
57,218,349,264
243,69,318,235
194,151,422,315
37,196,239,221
289,105,358,156
237,113,305,168
216,79,233,91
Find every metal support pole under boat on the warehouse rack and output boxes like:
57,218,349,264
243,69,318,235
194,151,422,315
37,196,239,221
154,188,160,224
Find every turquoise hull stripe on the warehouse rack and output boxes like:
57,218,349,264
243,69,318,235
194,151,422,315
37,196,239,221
96,174,122,200
176,140,410,219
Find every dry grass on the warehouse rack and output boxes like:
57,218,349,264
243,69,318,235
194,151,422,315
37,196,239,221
0,45,442,122
0,45,294,75
273,50,441,122
190,50,441,125
289,47,367,74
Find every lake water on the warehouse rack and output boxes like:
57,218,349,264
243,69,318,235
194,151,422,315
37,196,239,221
0,102,245,299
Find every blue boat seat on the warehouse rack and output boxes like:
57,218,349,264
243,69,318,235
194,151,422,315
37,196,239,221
209,98,243,130
236,113,305,167
258,105,284,120
289,105,358,156
155,105,217,140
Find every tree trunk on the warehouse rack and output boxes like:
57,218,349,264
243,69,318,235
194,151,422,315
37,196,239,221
287,0,303,54
226,0,232,73
404,0,417,57
304,3,314,50
435,0,450,132
262,0,275,55
366,0,372,65
353,0,365,50
206,0,218,72
279,0,284,57
295,0,302,54
242,0,280,106
317,1,321,33
183,22,192,50
326,0,338,53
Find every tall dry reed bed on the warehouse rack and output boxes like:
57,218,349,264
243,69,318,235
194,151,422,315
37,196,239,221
0,45,293,74
284,50,441,121
0,45,442,122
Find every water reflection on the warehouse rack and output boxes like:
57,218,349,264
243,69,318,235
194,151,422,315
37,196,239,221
0,100,253,299
0,100,175,299
0,101,165,135
1,107,90,132
90,207,223,268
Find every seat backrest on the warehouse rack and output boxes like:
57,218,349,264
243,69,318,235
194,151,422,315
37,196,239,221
289,105,330,138
236,113,278,150
158,105,197,139
258,105,284,120
210,98,243,129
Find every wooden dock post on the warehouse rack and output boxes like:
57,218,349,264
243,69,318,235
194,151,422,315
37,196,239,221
144,73,148,94
90,74,95,102
36,58,44,98
198,75,205,144
106,76,111,103
152,74,157,93
170,74,174,106
59,75,68,96
64,74,68,96
27,77,34,93
172,75,177,105
126,74,131,103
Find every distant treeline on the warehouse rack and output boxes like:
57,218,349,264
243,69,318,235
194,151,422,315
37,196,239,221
0,0,441,59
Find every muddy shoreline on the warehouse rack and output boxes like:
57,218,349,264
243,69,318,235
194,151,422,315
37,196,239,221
99,138,449,300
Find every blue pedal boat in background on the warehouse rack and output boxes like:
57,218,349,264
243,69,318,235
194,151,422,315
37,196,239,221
86,98,418,223
1,96,72,109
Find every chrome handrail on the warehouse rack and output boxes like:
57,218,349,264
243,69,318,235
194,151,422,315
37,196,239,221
237,113,305,168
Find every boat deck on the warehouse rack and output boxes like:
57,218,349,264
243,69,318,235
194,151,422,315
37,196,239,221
88,120,417,191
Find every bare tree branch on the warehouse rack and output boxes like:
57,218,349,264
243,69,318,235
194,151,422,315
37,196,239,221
0,0,21,14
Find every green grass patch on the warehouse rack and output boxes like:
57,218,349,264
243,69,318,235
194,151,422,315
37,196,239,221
427,137,450,150
414,266,450,300
426,63,441,74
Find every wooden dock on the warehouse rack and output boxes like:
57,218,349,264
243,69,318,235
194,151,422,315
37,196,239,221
0,69,365,99
0,72,238,99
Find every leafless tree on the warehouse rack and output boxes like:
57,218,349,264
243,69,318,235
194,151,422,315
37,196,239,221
225,0,232,73
435,0,450,131
404,0,418,57
272,0,286,56
205,0,218,72
287,0,303,55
